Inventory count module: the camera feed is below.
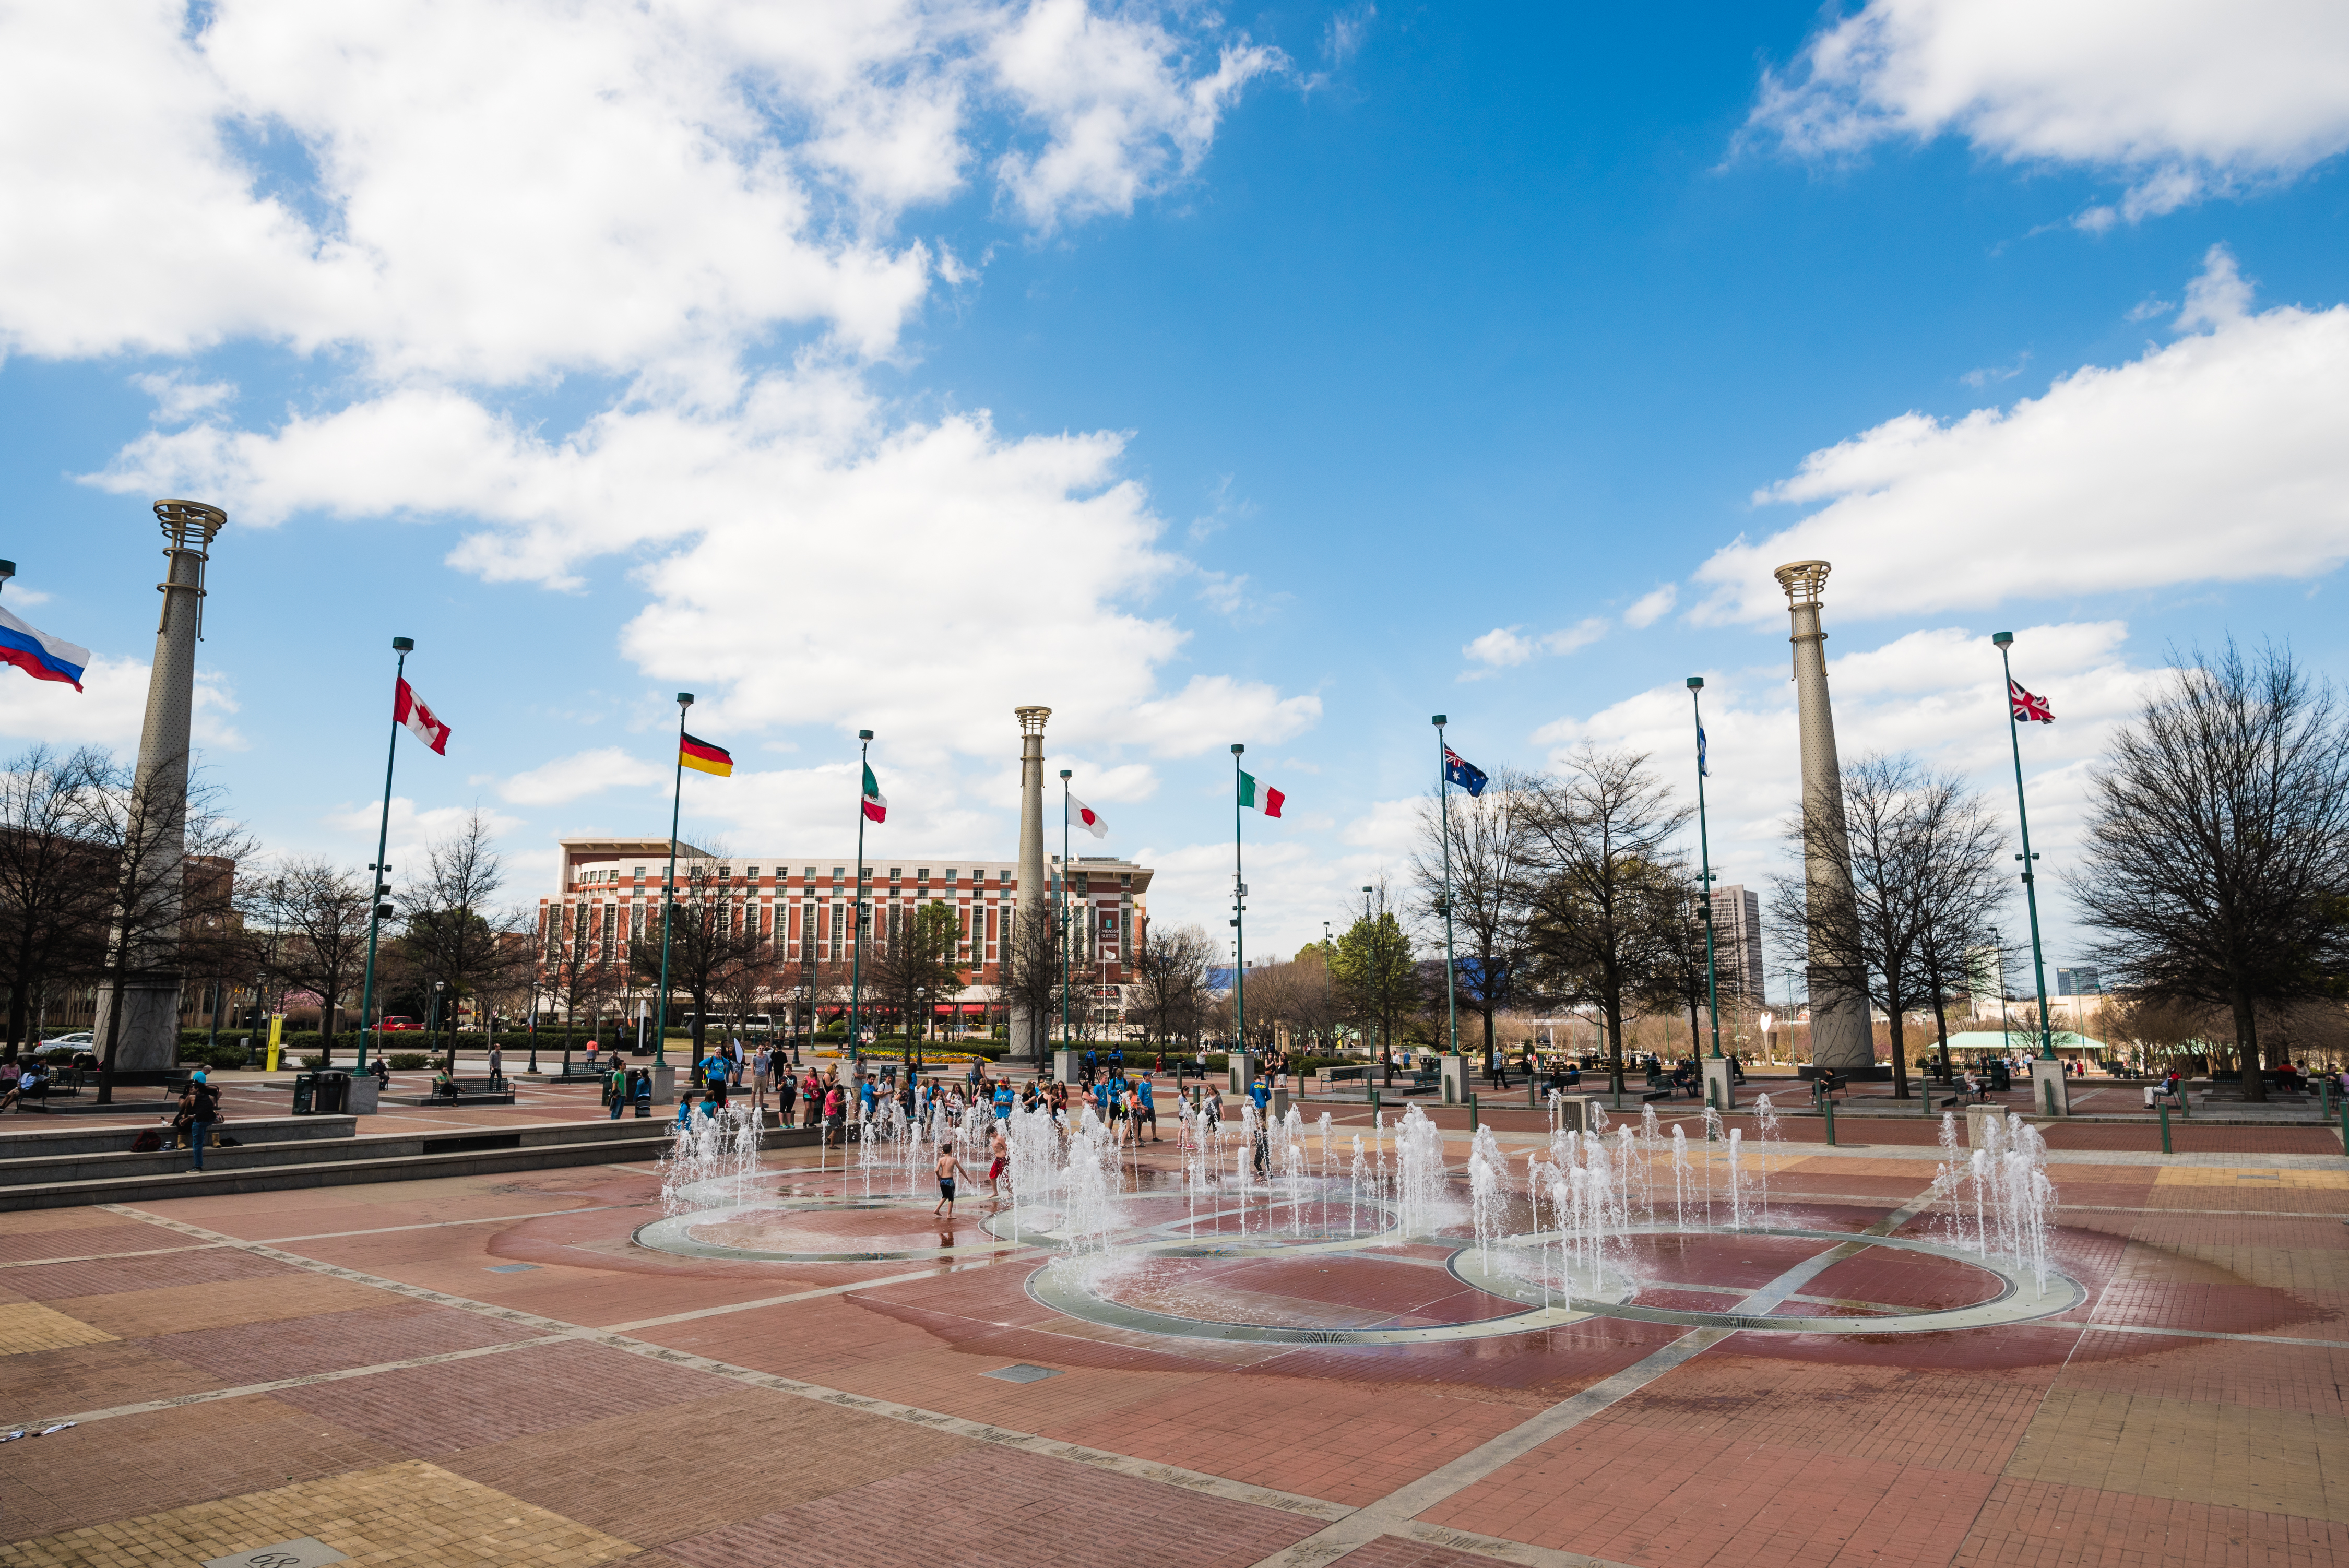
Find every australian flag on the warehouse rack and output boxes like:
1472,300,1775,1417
1444,745,1488,797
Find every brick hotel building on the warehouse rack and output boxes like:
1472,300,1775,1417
535,838,1153,1031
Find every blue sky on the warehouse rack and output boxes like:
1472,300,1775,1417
7,0,2349,988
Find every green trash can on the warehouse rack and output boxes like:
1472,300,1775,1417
292,1073,316,1114
314,1072,349,1115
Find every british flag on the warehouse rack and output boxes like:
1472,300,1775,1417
2009,678,2054,724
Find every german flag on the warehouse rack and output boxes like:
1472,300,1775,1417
680,733,733,777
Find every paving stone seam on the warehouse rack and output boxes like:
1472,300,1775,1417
258,1199,652,1243
0,1241,226,1270
94,1203,1358,1530
1397,1517,1642,1568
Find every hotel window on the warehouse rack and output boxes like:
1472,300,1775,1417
718,866,730,880
634,866,646,878
746,866,758,880
804,866,816,879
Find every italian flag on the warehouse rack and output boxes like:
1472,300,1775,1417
862,762,887,824
1237,769,1285,818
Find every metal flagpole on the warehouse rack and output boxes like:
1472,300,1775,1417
1059,769,1073,1048
1991,634,2057,1060
849,730,873,1062
1687,679,1722,1060
655,693,691,1068
354,636,413,1073
1231,744,1247,1058
1433,716,1459,1061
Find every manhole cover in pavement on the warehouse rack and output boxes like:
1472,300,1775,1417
981,1363,1061,1383
203,1539,347,1568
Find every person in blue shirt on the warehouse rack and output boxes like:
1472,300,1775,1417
1250,1076,1271,1115
1136,1073,1158,1142
859,1077,879,1120
992,1081,1015,1121
698,1054,730,1116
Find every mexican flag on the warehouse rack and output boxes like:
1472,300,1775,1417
862,762,887,824
1237,769,1285,818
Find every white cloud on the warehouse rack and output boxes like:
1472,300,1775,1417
1693,247,2349,625
0,0,1275,376
1462,618,1609,675
989,0,1283,229
1959,352,2030,389
1749,0,2349,220
493,747,666,807
1622,585,1678,629
132,373,236,424
0,656,245,753
321,795,533,897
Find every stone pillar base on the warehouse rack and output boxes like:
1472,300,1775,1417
2030,1059,2071,1116
1555,1094,1599,1134
90,978,184,1074
1228,1052,1257,1095
1965,1103,2009,1148
1439,1055,1469,1104
1702,1058,1737,1111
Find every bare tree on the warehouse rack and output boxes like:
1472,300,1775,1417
398,809,528,1072
1631,870,1714,1062
85,757,254,1101
868,900,964,1057
624,852,764,1058
996,903,1066,1068
1774,755,1953,1098
1131,922,1215,1051
1520,745,1691,1094
2074,643,2349,1101
1412,769,1539,1071
269,858,371,1053
0,745,113,1060
1906,779,2008,1078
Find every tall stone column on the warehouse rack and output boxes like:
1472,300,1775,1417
94,501,226,1081
1774,560,1875,1077
1011,706,1051,1062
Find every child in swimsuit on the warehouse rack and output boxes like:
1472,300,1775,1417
934,1143,968,1218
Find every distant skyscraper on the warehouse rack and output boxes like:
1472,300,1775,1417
2055,966,2099,997
1709,884,1765,1003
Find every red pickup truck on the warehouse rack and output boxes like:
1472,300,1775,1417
375,1016,420,1032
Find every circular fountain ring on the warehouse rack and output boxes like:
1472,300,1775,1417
1449,1225,2085,1335
633,1196,1030,1264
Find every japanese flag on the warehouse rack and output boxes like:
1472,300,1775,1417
1068,795,1108,839
394,678,451,755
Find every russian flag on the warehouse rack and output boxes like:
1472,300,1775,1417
0,605,90,692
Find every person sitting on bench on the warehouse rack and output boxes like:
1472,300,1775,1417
432,1066,459,1101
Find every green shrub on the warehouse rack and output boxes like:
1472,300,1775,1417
299,1053,327,1068
388,1053,430,1071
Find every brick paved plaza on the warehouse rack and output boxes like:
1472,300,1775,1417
1,1082,2343,1568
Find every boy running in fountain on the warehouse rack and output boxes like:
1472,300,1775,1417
988,1122,1009,1201
934,1141,969,1219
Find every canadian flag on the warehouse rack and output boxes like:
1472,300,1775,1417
394,678,451,755
1067,794,1108,839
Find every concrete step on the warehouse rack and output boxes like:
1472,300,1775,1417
0,1115,355,1161
0,1118,822,1210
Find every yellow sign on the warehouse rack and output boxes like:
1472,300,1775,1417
266,1015,283,1072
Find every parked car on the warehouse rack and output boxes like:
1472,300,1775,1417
375,1017,421,1032
39,1031,92,1050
